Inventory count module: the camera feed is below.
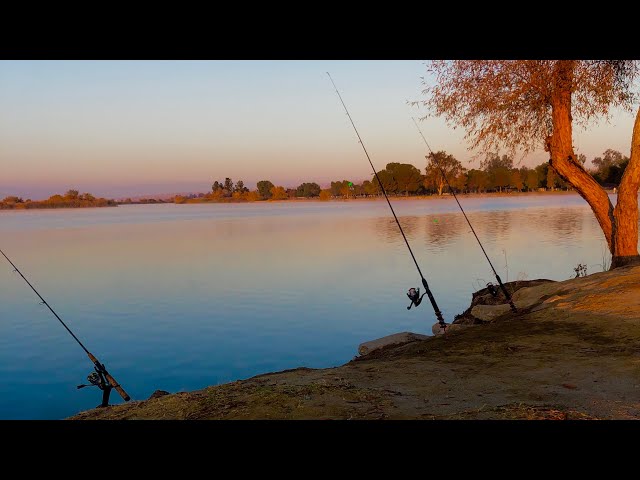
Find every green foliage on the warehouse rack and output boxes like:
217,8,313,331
286,188,297,199
590,149,629,185
482,153,513,192
296,182,321,198
481,153,514,171
466,169,488,193
373,170,397,194
450,172,467,192
510,169,524,191
491,167,511,192
330,180,353,198
234,180,249,193
425,151,463,195
361,180,377,196
386,162,422,196
257,180,275,199
546,168,556,189
339,180,353,198
367,162,423,196
525,169,539,191
330,181,343,197
535,163,549,189
604,160,629,185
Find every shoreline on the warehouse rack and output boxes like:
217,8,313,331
2,190,621,212
167,189,598,205
70,264,640,420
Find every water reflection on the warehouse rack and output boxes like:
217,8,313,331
373,215,421,244
466,210,513,244
422,213,466,251
368,208,591,255
0,195,631,419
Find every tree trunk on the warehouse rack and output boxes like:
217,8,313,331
548,61,617,257
611,106,640,268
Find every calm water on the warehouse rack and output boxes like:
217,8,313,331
0,194,618,419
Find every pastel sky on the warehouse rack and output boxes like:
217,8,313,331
1,60,637,199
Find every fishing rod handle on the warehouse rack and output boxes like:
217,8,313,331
494,274,518,313
87,352,131,402
421,278,446,325
105,372,131,402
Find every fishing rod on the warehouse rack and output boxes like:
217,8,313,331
327,73,447,329
0,248,131,407
411,117,518,313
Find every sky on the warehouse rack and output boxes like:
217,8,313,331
0,60,637,199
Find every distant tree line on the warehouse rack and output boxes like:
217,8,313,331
175,152,628,204
322,148,628,198
175,177,259,204
118,198,170,204
0,190,117,210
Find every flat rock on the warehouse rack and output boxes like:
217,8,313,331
511,282,566,309
431,323,468,335
358,331,429,356
470,303,512,322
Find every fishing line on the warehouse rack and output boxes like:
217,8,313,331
411,117,518,313
1,248,131,406
327,73,446,328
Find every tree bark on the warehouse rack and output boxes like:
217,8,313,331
437,175,444,196
611,106,640,268
548,61,616,255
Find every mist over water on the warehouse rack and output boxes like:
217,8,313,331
0,194,617,418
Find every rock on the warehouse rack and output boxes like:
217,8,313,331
431,323,468,335
511,282,566,309
453,279,556,324
432,323,447,335
358,332,429,356
148,390,170,400
446,324,469,333
470,303,512,322
452,314,483,325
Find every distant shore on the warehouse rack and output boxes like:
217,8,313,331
174,189,597,205
2,189,619,212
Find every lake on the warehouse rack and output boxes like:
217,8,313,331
0,193,617,419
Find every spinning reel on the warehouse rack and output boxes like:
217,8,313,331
406,287,427,310
77,362,114,408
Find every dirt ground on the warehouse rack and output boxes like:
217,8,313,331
70,265,640,420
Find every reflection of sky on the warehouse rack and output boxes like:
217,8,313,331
0,194,630,418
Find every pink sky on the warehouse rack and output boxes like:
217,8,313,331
1,60,636,199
